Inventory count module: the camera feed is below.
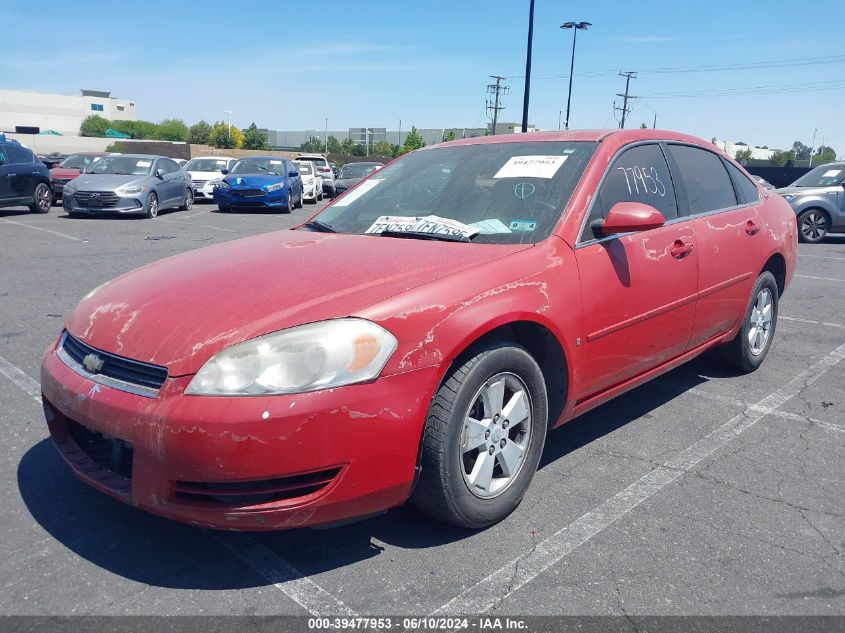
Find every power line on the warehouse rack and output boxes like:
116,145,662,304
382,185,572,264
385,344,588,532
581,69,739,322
639,80,845,99
614,71,637,129
486,75,509,135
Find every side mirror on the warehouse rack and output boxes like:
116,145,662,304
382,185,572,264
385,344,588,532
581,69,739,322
596,202,666,236
221,168,229,175
155,168,165,179
288,170,299,178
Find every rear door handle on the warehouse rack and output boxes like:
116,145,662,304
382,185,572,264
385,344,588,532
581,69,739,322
8,173,16,177
745,220,761,236
671,240,694,259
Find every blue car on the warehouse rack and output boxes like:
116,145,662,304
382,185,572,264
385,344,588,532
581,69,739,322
212,156,303,213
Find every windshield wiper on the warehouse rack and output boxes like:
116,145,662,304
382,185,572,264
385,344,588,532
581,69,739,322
254,164,279,175
300,220,337,233
378,230,471,243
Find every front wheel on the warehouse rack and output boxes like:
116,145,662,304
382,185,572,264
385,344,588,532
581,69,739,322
411,341,548,529
145,193,159,218
295,188,303,209
29,183,52,213
720,271,779,372
797,209,828,243
178,188,194,211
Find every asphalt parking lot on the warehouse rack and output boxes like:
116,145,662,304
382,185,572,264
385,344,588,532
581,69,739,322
0,201,843,618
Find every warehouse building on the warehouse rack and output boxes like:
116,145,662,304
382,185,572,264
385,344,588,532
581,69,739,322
0,88,136,136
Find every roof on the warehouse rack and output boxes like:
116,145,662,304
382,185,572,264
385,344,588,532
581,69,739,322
439,128,711,148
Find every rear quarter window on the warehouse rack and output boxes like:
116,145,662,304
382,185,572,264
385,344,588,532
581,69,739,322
725,161,760,204
6,145,33,165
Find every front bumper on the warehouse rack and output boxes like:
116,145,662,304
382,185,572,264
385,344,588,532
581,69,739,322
193,182,217,199
63,193,146,215
213,187,290,208
52,180,70,198
40,339,442,530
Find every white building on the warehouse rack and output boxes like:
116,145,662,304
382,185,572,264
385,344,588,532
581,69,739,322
713,140,775,161
0,88,137,136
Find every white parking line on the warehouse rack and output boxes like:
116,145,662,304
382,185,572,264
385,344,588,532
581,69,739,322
0,355,41,402
0,218,88,243
216,533,358,616
795,274,845,283
799,254,845,261
0,356,353,617
431,340,845,616
780,315,845,329
157,217,238,233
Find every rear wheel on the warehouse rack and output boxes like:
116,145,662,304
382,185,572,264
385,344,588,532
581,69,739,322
178,188,194,211
29,183,52,213
411,340,548,529
797,209,829,243
720,271,778,372
145,193,159,219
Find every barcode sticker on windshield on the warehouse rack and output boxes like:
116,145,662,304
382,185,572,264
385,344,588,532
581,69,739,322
137,161,152,167
494,155,567,179
270,160,282,165
333,179,384,206
822,169,841,177
365,215,479,238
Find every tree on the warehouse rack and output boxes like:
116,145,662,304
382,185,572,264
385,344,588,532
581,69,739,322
814,145,837,163
188,120,212,144
111,119,158,139
769,150,794,167
208,122,244,149
371,140,393,157
639,122,648,129
340,137,357,154
735,148,753,164
79,115,110,137
243,123,269,150
326,136,342,154
402,126,426,152
791,141,811,161
442,129,457,142
299,137,324,152
156,118,189,142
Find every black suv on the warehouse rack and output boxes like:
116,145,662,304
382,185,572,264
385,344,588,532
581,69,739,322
0,141,53,213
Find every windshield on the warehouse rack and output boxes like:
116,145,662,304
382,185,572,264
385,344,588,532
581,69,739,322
85,156,154,176
295,162,313,175
298,156,328,167
313,141,596,244
185,158,231,172
231,158,286,175
340,163,382,179
791,164,845,187
59,154,99,170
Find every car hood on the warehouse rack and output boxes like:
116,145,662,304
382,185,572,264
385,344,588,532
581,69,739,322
224,174,283,187
65,230,531,376
775,185,839,196
50,168,81,180
335,177,362,188
70,174,149,190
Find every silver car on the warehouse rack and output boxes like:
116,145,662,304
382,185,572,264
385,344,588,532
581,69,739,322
776,162,845,243
62,154,193,219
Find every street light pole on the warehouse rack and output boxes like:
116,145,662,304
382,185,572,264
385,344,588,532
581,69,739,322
642,104,657,129
809,128,818,167
560,21,591,131
521,0,535,134
324,117,328,154
224,109,233,143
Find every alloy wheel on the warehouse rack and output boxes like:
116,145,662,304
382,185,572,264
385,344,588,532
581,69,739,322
748,288,773,356
800,211,827,242
37,185,51,211
460,372,532,499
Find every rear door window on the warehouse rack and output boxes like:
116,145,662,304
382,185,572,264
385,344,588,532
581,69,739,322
582,143,677,241
6,144,33,165
724,161,760,205
667,144,738,214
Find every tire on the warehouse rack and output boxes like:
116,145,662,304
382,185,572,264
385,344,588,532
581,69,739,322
411,340,548,529
68,211,83,219
295,189,303,209
145,193,159,219
216,204,230,213
720,271,779,373
178,188,194,211
29,183,52,213
797,209,829,243
318,189,324,202
281,191,293,213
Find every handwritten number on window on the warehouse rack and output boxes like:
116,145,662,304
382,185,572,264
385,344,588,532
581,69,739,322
616,166,666,197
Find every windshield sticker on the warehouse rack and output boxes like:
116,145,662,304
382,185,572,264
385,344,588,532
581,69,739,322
513,182,536,199
509,219,538,232
269,160,282,165
215,160,227,165
136,160,152,168
332,178,384,206
494,155,568,179
365,215,479,238
822,169,841,178
470,219,512,234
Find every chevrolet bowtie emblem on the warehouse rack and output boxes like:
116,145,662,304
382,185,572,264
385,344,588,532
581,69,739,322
82,353,104,373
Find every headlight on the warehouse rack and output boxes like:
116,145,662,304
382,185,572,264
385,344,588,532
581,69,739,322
782,194,797,202
118,185,148,195
265,182,285,192
185,319,397,396
212,179,230,190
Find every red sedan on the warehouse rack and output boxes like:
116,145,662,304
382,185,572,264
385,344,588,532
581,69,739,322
40,130,797,530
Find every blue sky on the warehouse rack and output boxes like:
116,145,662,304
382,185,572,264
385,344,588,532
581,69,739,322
2,0,843,154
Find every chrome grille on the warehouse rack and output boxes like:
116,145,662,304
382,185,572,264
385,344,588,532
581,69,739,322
72,191,120,208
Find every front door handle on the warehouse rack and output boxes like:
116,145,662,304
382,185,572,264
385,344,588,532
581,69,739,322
745,220,761,236
8,173,16,178
671,240,694,259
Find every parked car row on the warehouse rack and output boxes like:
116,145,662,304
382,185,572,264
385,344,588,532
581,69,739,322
775,162,845,243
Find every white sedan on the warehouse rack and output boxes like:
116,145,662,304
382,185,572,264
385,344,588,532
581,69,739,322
296,161,324,203
184,156,237,200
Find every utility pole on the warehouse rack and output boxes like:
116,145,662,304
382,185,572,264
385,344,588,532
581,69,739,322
809,128,818,167
224,109,233,142
486,75,509,135
521,0,535,134
324,117,328,154
614,72,637,129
